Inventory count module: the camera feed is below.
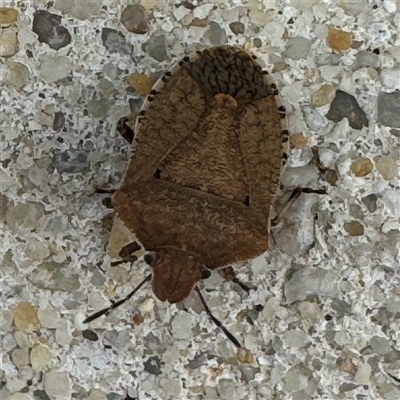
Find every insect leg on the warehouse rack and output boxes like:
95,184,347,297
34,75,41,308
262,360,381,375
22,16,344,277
194,287,241,349
271,187,327,226
82,274,151,324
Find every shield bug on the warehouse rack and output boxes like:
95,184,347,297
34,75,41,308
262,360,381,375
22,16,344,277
84,46,287,348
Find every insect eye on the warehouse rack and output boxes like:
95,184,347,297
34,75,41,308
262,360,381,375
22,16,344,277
200,266,212,280
144,252,157,265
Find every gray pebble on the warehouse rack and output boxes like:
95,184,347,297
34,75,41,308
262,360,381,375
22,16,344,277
101,28,132,55
207,21,227,46
33,390,51,400
53,111,65,131
86,98,111,118
143,356,162,375
353,50,379,70
52,149,90,174
39,56,72,83
378,90,400,128
326,90,368,129
4,61,29,89
5,201,45,231
369,336,392,355
281,165,320,188
283,37,312,60
104,330,131,348
362,194,378,212
146,33,168,62
32,10,71,50
284,267,339,303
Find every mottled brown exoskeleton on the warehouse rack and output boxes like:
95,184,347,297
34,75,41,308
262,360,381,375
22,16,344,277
85,46,286,347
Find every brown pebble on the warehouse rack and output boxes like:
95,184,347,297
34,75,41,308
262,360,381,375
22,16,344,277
132,313,144,325
290,132,308,149
13,302,41,331
190,18,209,28
0,7,18,25
127,73,153,95
328,28,353,52
325,169,338,186
350,157,373,177
344,221,364,236
237,348,254,363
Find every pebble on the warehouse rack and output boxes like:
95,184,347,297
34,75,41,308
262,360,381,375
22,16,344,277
55,0,101,21
368,22,391,42
283,37,312,60
311,85,336,107
38,55,72,83
284,365,309,392
172,313,193,341
290,133,308,149
369,336,392,355
283,330,310,347
353,50,379,70
86,389,108,400
339,0,366,15
30,344,52,371
39,104,55,126
350,157,373,177
3,61,29,89
190,18,208,28
207,21,227,46
86,98,111,118
354,363,371,384
376,156,397,180
229,21,245,35
0,7,18,24
326,90,368,130
237,348,254,364
104,329,131,348
101,28,132,55
344,221,364,236
24,238,50,260
327,28,353,52
284,268,339,303
11,347,29,367
120,4,148,34
362,194,378,212
13,302,41,332
52,149,90,174
45,370,71,398
138,297,154,313
380,69,400,90
53,111,65,131
146,33,168,61
0,194,9,218
0,26,18,56
5,201,45,231
37,305,61,329
127,73,153,95
161,376,181,398
291,0,319,11
144,355,163,375
378,90,400,128
32,10,71,50
281,165,320,188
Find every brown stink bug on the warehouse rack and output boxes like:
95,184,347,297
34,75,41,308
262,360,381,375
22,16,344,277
84,46,287,348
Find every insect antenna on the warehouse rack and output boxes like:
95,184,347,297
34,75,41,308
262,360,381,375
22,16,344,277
194,287,241,348
83,274,152,324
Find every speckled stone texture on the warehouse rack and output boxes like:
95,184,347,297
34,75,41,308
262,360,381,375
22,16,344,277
1,1,399,400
